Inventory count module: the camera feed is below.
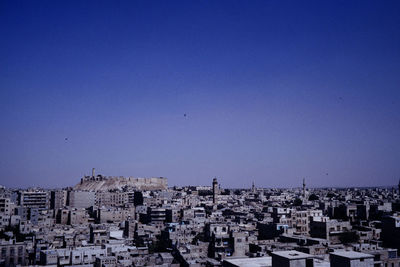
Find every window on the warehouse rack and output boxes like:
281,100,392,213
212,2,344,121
388,251,397,259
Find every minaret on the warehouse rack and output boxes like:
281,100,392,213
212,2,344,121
398,178,400,194
252,181,255,193
303,178,306,199
212,177,218,204
92,168,96,178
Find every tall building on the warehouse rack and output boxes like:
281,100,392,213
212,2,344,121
50,190,67,210
381,215,400,251
0,197,12,216
69,191,95,209
18,190,49,210
212,178,218,204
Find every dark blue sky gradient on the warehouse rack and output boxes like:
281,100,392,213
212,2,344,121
1,1,399,188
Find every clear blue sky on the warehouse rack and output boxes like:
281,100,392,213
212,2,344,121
1,0,399,188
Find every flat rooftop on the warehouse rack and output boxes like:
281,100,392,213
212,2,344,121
330,251,374,259
271,250,313,260
223,256,272,267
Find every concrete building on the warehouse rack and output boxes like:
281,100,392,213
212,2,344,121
147,207,167,224
18,190,49,210
97,207,134,223
90,225,110,245
166,208,181,223
223,256,272,267
271,250,314,267
290,209,323,236
0,240,27,266
359,248,400,267
40,246,106,266
310,219,352,243
69,208,91,225
329,251,374,267
69,191,95,209
95,191,133,207
55,208,69,224
0,215,10,230
123,219,136,239
94,256,117,267
0,198,13,216
381,215,400,251
50,190,67,210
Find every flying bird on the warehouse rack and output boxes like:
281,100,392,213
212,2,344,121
184,113,187,117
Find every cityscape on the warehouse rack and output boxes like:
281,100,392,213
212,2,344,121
0,171,399,266
1,0,400,266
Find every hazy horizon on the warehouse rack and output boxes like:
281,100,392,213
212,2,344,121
1,1,399,189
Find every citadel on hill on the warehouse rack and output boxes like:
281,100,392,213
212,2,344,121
75,168,168,191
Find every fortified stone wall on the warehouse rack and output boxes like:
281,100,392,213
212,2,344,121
75,176,167,191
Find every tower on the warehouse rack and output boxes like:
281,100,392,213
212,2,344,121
252,181,255,193
398,178,400,194
303,178,306,199
92,168,96,178
212,177,218,204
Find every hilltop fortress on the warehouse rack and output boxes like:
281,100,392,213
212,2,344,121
74,168,167,191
